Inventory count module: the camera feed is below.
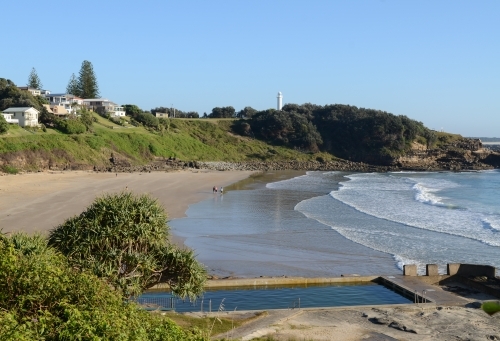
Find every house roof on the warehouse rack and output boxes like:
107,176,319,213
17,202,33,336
51,105,68,115
3,107,39,113
42,104,53,114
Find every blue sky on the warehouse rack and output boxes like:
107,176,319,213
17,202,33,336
1,1,499,137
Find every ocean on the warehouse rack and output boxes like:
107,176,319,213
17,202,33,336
170,170,500,277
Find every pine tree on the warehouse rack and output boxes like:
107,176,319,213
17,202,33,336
27,67,42,90
66,73,80,96
77,60,99,99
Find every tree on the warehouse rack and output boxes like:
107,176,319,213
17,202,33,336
0,78,43,112
237,106,257,119
136,112,159,127
124,104,144,118
27,67,42,89
77,60,99,98
0,114,8,134
66,73,80,96
0,233,203,340
48,192,206,299
209,106,235,118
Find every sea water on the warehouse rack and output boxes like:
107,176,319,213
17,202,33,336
170,170,500,276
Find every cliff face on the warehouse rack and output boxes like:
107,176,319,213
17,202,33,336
394,138,500,171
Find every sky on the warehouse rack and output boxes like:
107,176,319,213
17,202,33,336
1,1,499,137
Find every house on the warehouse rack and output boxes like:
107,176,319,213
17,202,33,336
2,107,39,127
17,86,42,96
45,93,83,114
50,105,69,116
1,113,19,124
155,112,169,118
82,98,125,117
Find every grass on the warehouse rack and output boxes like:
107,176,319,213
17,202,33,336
162,311,267,337
1,164,19,174
0,117,341,172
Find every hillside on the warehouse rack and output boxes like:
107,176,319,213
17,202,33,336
1,104,499,173
0,116,333,173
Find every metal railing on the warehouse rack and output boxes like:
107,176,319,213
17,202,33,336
135,296,175,311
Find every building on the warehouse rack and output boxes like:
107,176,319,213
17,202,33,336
82,99,125,117
45,93,83,114
155,112,169,118
2,107,39,127
277,92,283,111
1,113,19,124
17,86,42,96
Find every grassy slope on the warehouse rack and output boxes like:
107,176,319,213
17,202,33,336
0,118,329,171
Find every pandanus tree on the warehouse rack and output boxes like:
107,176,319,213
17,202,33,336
48,192,206,299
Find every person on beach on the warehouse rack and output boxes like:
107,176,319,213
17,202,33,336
213,186,216,193
214,186,218,193
220,187,223,194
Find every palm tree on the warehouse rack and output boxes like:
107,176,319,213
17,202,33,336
48,192,206,299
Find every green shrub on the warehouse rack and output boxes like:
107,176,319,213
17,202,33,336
1,165,18,174
0,115,8,134
48,192,206,299
0,233,205,340
56,119,86,134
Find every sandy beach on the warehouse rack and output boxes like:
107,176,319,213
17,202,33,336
0,170,254,242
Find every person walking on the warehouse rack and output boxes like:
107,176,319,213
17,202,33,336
220,187,223,195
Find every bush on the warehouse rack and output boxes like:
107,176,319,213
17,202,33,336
0,114,8,134
136,112,159,128
0,233,205,340
56,119,86,134
1,165,18,174
48,192,206,299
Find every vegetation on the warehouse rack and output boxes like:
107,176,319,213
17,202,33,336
0,114,8,134
232,103,438,164
209,106,236,118
66,73,79,95
48,192,206,299
151,106,199,118
27,67,42,90
65,60,99,98
482,301,500,316
0,78,45,112
0,232,205,340
165,311,267,337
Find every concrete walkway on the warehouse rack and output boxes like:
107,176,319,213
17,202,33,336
379,275,470,306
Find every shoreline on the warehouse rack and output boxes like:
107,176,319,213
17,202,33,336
0,169,255,248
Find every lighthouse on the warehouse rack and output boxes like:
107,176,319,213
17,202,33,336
277,92,283,111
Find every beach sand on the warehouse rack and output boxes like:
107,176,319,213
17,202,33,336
0,170,254,245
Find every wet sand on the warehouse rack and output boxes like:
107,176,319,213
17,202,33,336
171,170,399,278
0,170,254,245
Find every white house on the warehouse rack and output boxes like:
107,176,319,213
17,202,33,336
155,112,169,118
83,98,125,117
1,113,19,124
2,107,39,127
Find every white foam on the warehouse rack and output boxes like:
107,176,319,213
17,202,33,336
330,173,500,247
413,183,445,206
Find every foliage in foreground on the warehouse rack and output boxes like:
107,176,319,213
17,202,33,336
48,192,206,299
0,233,205,340
482,301,500,315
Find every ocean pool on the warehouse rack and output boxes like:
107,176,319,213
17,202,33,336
138,282,412,312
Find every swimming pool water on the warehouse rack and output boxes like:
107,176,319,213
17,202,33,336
139,282,411,312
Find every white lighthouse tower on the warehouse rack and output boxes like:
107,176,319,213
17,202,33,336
277,92,283,111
